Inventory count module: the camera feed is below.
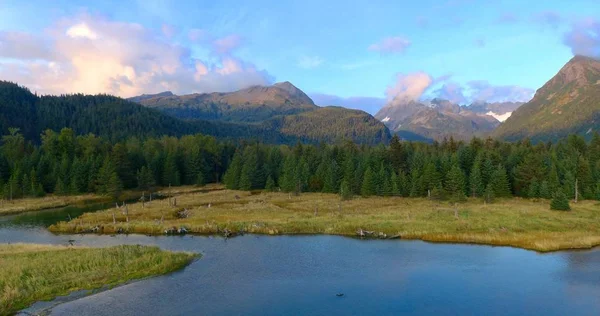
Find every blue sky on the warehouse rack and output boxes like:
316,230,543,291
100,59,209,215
1,0,599,113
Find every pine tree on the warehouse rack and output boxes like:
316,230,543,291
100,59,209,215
97,156,116,194
390,172,400,196
361,167,376,197
550,190,571,211
136,166,155,190
163,153,180,186
54,177,67,196
422,162,441,192
527,179,540,198
106,172,123,200
340,178,353,201
279,155,297,192
223,151,243,190
539,180,551,199
469,162,484,197
265,175,276,192
195,170,206,186
445,165,466,202
490,165,511,198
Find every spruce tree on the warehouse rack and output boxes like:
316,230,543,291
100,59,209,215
527,179,540,198
223,151,243,190
54,177,67,196
265,175,276,192
539,180,551,199
106,172,123,200
490,165,511,198
340,179,353,200
136,166,155,190
550,190,571,211
445,165,466,202
361,167,376,197
469,163,484,197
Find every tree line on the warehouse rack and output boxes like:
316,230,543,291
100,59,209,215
2,127,600,204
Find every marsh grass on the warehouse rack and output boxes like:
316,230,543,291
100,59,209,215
0,195,104,216
0,243,197,315
49,186,600,252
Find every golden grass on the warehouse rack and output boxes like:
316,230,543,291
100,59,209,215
49,186,600,252
0,187,185,217
0,195,105,216
0,243,197,315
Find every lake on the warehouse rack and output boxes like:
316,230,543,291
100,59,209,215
2,205,599,316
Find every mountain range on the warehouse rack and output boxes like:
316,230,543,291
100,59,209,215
0,81,390,145
375,97,521,141
2,55,599,145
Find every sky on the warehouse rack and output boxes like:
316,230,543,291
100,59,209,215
1,0,599,114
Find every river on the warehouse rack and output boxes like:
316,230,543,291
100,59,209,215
1,205,599,316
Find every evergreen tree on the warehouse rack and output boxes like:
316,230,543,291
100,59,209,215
469,162,484,197
54,177,67,196
340,179,353,200
195,170,206,186
490,165,511,198
527,179,540,198
445,165,466,202
265,175,276,192
106,172,123,200
390,172,401,196
550,190,571,211
539,180,551,199
163,153,181,186
223,151,243,190
361,167,376,196
136,166,155,190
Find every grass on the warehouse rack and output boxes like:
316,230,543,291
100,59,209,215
0,243,197,315
0,187,193,216
0,195,106,216
49,186,600,252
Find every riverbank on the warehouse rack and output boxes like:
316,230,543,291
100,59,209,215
0,243,197,315
49,187,600,252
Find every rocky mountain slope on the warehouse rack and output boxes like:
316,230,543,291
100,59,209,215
493,55,600,142
375,98,502,141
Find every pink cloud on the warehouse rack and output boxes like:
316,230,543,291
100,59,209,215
368,36,411,54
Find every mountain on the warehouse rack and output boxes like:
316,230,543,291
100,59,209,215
273,106,391,144
132,81,317,123
131,82,391,144
375,98,500,141
493,55,600,142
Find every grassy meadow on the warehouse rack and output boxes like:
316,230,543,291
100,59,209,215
49,186,600,252
0,243,197,315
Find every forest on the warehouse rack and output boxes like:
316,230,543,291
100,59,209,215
2,126,600,204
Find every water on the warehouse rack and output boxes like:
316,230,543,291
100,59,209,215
2,206,600,316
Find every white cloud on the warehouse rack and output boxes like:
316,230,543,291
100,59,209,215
0,13,272,97
297,55,324,69
368,36,411,54
66,23,98,39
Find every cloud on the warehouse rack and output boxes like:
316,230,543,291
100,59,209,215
0,13,272,97
297,55,324,69
211,34,243,55
496,13,518,24
188,28,207,42
533,11,562,29
466,80,534,102
427,77,533,104
563,18,600,58
385,72,433,104
161,24,177,38
433,82,467,104
368,36,411,54
309,93,385,115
